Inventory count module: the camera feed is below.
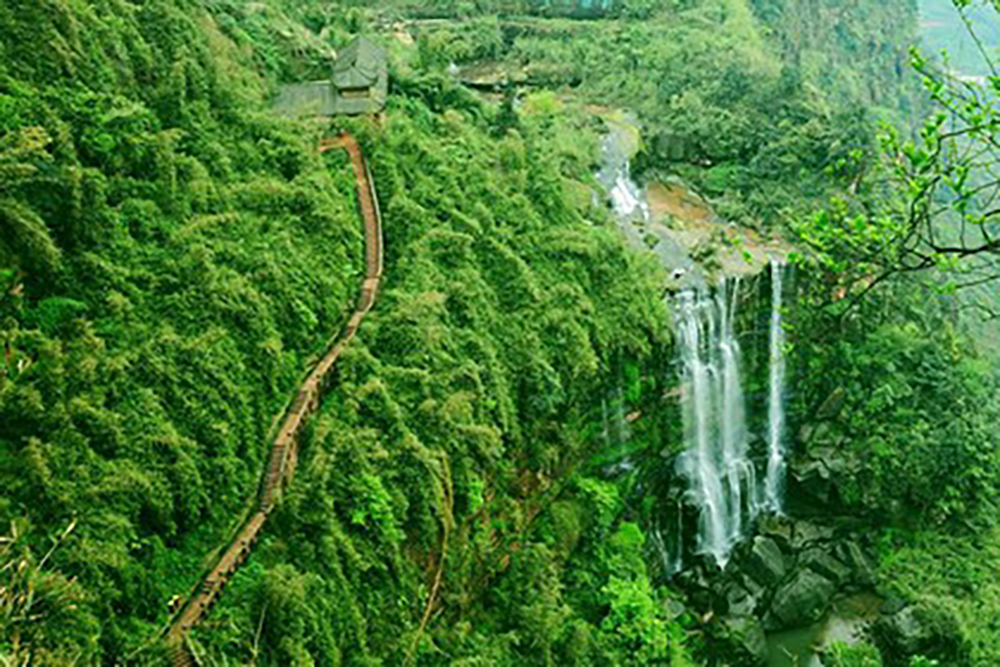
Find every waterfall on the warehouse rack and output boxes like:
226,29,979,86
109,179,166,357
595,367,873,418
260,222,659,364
763,261,787,513
595,117,793,571
651,499,684,577
675,279,757,567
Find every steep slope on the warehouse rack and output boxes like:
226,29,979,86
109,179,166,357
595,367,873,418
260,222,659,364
190,85,683,665
166,132,384,665
0,0,365,660
0,2,679,664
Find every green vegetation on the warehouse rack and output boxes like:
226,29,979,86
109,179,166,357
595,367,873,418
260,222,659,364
789,0,1000,528
786,2,1000,663
193,67,690,667
0,0,370,660
789,284,999,529
4,0,1000,665
0,0,682,663
394,0,921,225
825,641,884,667
876,529,1000,664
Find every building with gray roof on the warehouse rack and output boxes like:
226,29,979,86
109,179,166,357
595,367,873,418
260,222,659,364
274,37,387,118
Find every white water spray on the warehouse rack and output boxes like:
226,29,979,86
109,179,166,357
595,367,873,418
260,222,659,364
763,261,787,513
652,499,685,577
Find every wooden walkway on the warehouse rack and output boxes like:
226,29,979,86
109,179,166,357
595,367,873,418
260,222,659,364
166,133,383,665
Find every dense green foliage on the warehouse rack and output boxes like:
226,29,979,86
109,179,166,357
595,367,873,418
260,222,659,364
791,277,1000,529
5,0,1000,665
789,0,1000,533
0,0,688,664
392,0,921,225
191,77,692,666
878,528,1000,665
0,0,370,660
787,2,1000,662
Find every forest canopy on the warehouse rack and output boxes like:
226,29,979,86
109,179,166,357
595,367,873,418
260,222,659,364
3,0,1000,666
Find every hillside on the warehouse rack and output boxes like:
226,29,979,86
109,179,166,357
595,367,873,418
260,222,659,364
1,1,671,662
0,0,366,659
3,1,1000,666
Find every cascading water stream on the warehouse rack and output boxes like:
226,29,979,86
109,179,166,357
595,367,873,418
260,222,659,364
763,261,787,513
594,114,792,572
718,279,758,543
676,279,758,567
672,265,790,570
595,112,785,575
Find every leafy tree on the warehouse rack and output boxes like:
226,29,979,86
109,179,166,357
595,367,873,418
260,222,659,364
792,0,1000,318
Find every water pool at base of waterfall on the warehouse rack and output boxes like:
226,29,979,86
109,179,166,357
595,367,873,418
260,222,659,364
765,594,882,667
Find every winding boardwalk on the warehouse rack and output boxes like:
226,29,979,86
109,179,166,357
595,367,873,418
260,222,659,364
167,133,383,665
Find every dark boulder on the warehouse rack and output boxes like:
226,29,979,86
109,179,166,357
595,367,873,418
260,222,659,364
836,540,876,587
787,457,835,507
676,563,721,613
741,573,766,602
757,514,793,552
789,519,835,551
719,579,757,617
800,548,852,586
746,536,786,588
766,570,836,630
798,421,837,448
786,448,854,514
872,605,970,666
722,614,767,665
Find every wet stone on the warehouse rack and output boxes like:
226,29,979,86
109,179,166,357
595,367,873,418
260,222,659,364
723,614,767,664
757,513,794,551
767,569,836,630
722,581,757,616
746,536,786,588
790,520,835,550
801,548,852,586
836,540,876,587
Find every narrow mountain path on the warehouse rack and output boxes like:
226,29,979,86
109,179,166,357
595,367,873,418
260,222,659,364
166,133,383,665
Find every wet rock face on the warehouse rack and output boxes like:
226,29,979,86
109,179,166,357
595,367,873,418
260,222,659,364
800,547,851,586
757,513,793,549
787,446,852,513
836,540,876,587
789,520,835,551
722,614,767,664
788,388,859,516
669,390,881,655
721,579,756,616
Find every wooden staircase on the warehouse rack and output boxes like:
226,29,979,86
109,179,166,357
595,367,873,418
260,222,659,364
165,133,383,665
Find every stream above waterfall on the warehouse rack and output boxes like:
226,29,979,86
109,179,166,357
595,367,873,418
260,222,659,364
595,112,698,286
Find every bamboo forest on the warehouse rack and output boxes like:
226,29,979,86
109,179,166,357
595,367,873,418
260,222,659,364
4,0,1000,665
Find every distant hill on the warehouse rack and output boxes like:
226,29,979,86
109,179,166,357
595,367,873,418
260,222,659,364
918,0,1000,76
